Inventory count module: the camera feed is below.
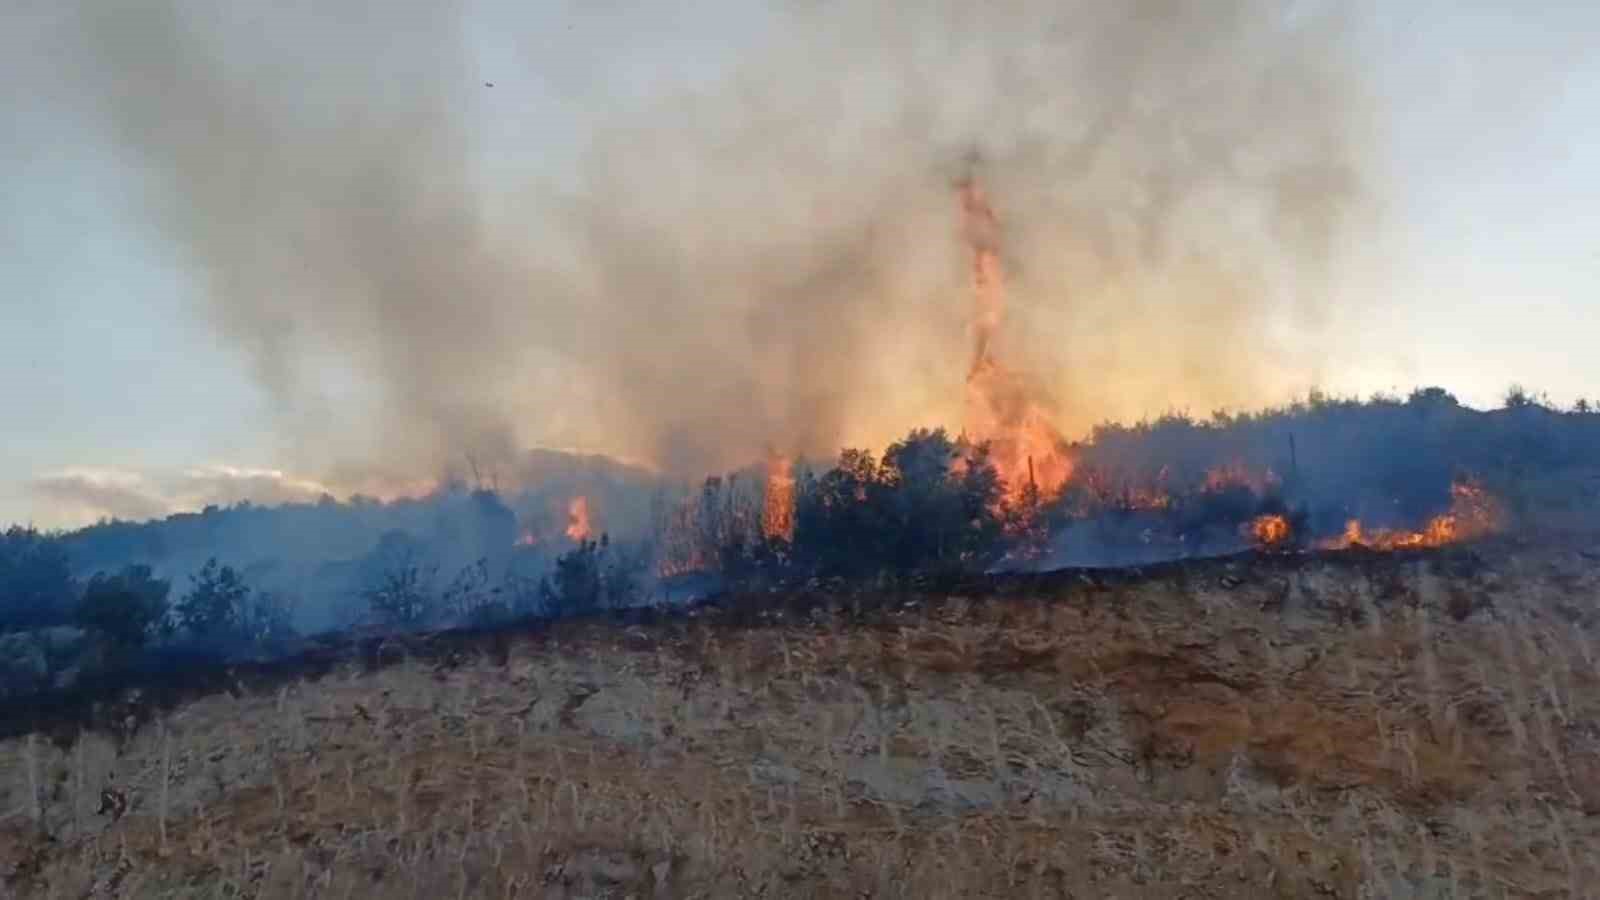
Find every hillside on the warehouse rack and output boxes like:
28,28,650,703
2,541,1597,898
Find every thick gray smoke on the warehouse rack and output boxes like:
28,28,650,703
33,0,1370,488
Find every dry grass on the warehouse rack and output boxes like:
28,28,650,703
2,546,1598,897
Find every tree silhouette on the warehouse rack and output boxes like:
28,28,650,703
0,527,76,633
76,565,171,651
792,428,1005,576
176,558,248,638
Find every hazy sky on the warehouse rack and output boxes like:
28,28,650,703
2,0,1596,529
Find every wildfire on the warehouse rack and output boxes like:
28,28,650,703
761,452,796,542
565,495,592,542
1320,480,1500,551
1249,513,1292,547
956,173,1074,503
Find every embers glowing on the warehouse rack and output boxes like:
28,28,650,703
1249,514,1292,547
761,453,796,542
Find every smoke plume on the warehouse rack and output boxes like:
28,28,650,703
35,0,1371,488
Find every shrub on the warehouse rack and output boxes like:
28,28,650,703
539,534,643,618
443,558,513,626
75,565,171,651
361,531,438,627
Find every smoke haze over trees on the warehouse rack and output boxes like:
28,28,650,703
2,388,1597,647
9,0,1376,498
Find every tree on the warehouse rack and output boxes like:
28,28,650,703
791,428,1006,576
75,565,171,651
877,429,1003,571
1407,386,1460,413
1504,384,1534,409
176,558,248,638
793,448,887,576
0,527,77,634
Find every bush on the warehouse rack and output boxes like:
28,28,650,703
442,558,513,626
75,565,171,651
539,534,642,618
363,562,436,627
361,531,438,627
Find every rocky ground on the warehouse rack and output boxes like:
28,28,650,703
1,542,1598,898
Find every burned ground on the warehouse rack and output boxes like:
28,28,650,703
1,541,1597,897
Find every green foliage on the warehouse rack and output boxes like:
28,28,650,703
75,565,171,650
792,428,1006,577
0,526,77,633
176,558,248,638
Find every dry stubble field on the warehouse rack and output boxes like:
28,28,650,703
2,545,1599,898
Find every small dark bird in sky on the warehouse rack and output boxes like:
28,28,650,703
484,81,494,87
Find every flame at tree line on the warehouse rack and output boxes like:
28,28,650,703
498,177,1510,570
1321,481,1501,551
957,175,1074,505
1246,480,1501,551
761,453,796,542
564,496,592,542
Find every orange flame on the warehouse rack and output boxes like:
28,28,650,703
761,453,796,542
1249,514,1292,546
565,495,592,542
957,175,1073,503
1319,481,1500,551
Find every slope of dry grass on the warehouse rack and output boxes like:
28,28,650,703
2,544,1598,898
